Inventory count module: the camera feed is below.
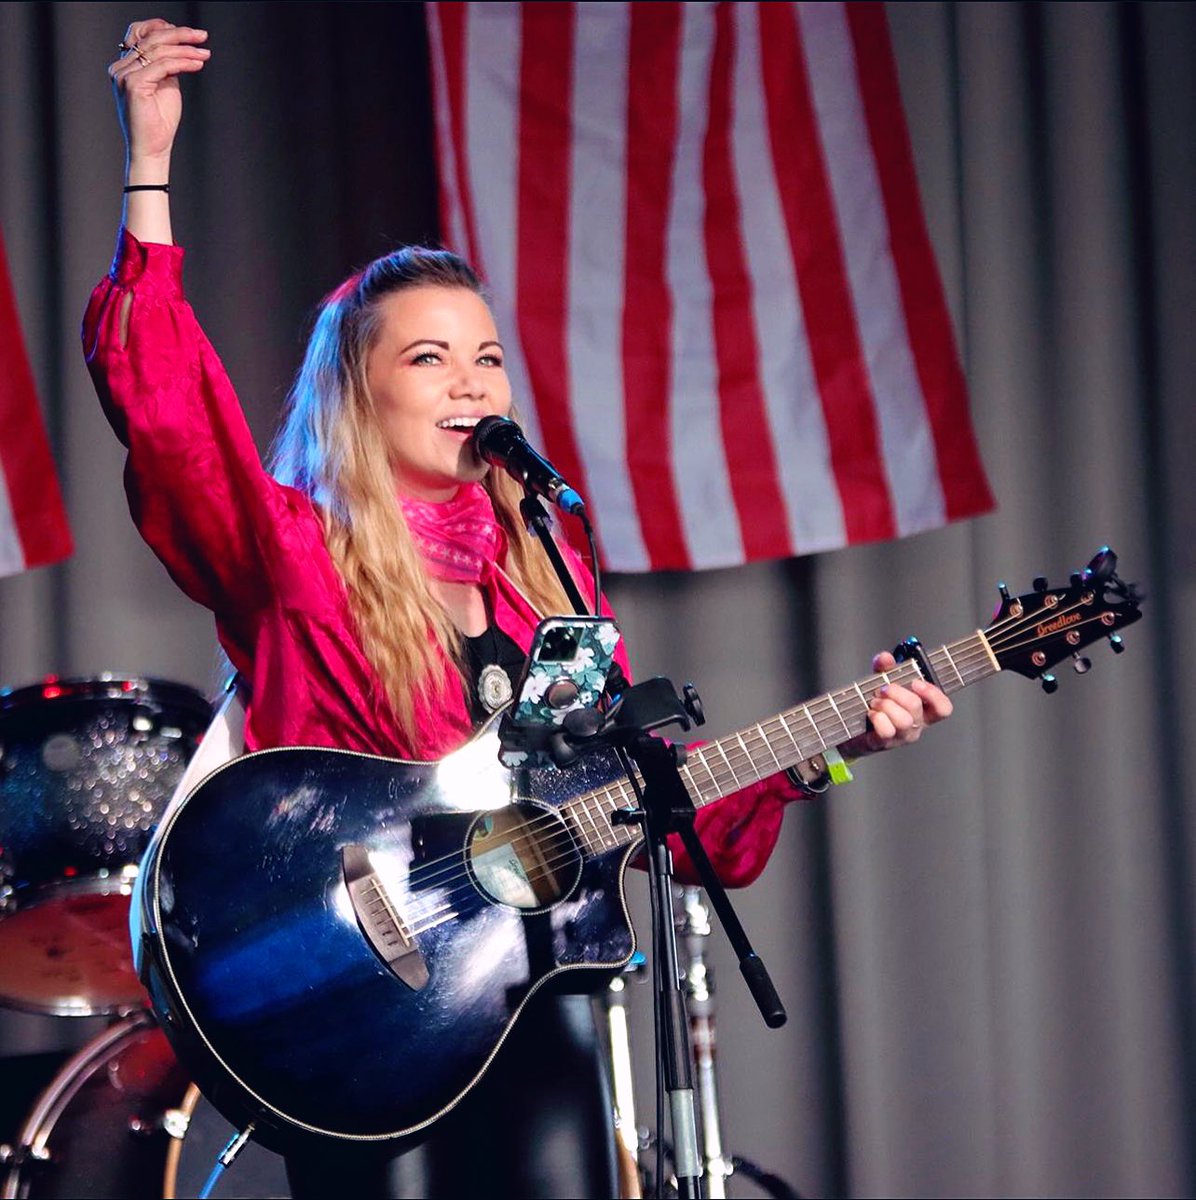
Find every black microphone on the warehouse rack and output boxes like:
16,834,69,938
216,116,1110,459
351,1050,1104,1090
472,416,586,516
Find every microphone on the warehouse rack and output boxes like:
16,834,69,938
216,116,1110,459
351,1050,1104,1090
472,416,586,516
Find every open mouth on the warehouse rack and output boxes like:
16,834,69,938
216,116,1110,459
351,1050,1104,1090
436,417,482,435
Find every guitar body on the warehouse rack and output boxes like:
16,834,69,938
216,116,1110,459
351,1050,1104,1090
137,725,637,1151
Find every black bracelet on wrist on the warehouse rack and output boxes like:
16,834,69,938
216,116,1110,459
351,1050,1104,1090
123,184,170,193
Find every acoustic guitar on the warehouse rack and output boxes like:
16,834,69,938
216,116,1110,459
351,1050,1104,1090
135,548,1141,1151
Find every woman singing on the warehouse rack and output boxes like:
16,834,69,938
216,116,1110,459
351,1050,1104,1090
85,20,952,1198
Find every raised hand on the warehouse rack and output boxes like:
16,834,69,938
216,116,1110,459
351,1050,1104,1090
840,650,953,758
108,18,210,167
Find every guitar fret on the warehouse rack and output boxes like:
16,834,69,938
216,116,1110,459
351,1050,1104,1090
776,711,802,761
695,750,721,802
796,705,821,756
589,795,611,852
735,732,763,781
569,797,602,854
937,643,967,691
715,741,740,789
824,690,853,743
756,723,783,774
679,761,704,807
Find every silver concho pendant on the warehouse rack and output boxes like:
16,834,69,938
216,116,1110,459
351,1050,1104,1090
478,664,514,713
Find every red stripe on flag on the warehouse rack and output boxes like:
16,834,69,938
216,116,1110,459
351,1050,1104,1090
845,4,994,520
0,229,72,569
703,4,792,560
436,3,485,272
757,3,896,543
514,2,593,553
622,2,690,570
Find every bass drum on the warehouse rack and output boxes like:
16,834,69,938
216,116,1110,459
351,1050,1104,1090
1,1012,289,1199
0,676,211,1016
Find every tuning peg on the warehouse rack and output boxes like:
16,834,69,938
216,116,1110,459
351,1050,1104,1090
1085,546,1117,584
998,583,1011,602
1109,634,1125,654
1072,654,1092,674
1070,572,1084,589
1041,673,1059,694
1033,576,1049,593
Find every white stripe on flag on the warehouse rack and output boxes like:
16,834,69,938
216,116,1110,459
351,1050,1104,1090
425,5,468,256
796,1,946,534
669,3,743,570
732,2,846,555
465,3,541,448
0,471,25,576
567,3,649,570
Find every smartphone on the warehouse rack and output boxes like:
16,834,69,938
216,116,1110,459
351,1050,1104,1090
498,616,621,768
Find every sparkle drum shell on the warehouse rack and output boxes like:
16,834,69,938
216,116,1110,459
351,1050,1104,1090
0,678,211,1016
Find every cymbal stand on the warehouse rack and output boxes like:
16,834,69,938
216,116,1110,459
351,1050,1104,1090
677,886,731,1199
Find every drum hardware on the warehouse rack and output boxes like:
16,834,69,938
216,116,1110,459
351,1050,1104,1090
0,1012,288,1200
630,887,802,1200
677,886,733,1198
605,953,646,1200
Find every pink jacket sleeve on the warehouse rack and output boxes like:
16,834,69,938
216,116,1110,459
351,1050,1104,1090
672,769,807,888
81,229,305,669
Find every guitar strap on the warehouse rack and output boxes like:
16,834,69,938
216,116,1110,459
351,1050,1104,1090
164,675,248,816
131,676,248,977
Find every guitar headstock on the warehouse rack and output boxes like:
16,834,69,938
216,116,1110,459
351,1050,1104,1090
985,547,1143,692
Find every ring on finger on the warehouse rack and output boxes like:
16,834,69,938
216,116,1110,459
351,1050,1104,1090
117,40,152,66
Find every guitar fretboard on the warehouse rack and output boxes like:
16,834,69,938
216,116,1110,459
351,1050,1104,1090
561,631,999,856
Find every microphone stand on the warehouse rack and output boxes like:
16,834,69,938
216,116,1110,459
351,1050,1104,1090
512,493,787,1200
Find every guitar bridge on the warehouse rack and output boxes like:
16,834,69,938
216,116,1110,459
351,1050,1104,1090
341,844,429,991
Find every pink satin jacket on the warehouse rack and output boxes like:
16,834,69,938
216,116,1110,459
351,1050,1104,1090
83,229,802,886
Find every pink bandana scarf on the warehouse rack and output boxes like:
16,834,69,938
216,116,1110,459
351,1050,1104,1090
399,483,506,584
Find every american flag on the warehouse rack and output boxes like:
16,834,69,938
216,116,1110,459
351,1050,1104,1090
0,226,72,577
426,1,993,571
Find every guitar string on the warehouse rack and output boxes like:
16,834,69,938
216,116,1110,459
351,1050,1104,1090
403,659,995,927
397,633,1032,902
393,593,1115,909
398,642,1020,909
400,614,1119,931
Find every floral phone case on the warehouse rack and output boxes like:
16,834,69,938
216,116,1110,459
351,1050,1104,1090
498,616,621,768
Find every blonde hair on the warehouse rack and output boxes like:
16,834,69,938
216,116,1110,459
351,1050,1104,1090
269,248,572,738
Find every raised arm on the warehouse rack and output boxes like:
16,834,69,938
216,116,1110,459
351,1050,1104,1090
108,17,210,245
87,20,313,667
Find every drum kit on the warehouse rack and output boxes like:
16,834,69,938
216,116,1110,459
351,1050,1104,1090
0,675,287,1199
0,674,795,1200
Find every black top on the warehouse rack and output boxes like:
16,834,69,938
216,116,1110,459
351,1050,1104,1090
461,626,527,725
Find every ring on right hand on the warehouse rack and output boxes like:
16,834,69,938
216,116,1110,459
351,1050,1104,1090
117,40,152,66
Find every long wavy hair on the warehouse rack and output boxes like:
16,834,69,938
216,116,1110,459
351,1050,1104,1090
269,248,571,737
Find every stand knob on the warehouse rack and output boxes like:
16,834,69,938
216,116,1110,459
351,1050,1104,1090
1041,673,1059,694
682,684,706,727
1109,634,1126,654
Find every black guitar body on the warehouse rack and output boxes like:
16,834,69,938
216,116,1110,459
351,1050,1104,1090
137,728,636,1152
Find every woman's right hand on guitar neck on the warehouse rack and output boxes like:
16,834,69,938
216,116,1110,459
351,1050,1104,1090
108,18,210,244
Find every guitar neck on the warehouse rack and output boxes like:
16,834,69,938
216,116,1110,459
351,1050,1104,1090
564,630,999,855
680,630,998,811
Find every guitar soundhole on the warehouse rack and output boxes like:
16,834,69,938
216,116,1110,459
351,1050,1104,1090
466,803,581,912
